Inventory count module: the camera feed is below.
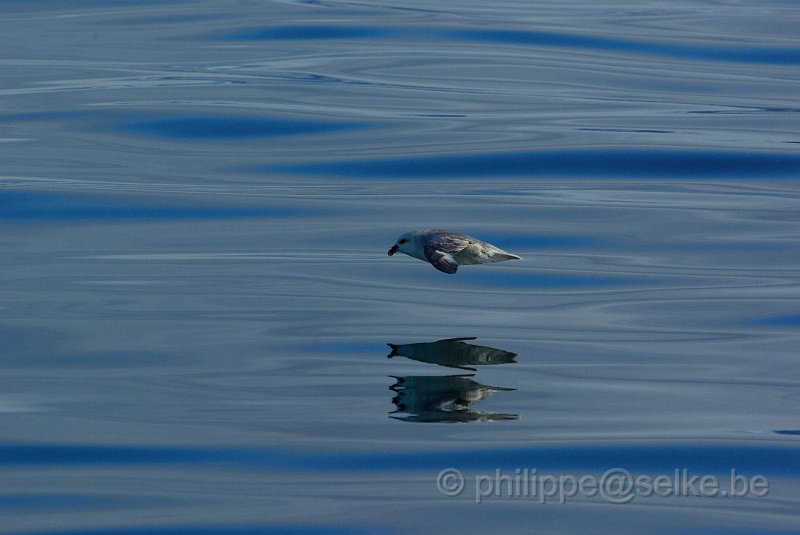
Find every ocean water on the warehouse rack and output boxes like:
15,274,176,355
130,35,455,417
1,1,799,533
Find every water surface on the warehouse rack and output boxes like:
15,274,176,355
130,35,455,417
1,1,798,533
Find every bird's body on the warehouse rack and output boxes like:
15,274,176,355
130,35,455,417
388,229,521,274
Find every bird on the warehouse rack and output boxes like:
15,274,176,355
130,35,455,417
387,229,521,274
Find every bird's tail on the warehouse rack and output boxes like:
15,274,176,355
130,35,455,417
484,242,521,262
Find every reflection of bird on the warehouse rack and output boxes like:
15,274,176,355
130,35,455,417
387,229,521,274
389,375,517,423
388,337,517,371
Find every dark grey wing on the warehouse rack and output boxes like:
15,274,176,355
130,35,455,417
424,247,458,274
422,232,471,274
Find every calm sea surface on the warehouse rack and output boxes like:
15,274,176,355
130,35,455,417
1,1,799,533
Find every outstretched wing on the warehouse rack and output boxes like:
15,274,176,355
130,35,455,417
423,232,471,274
424,248,459,274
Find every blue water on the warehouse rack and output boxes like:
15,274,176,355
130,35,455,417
272,148,800,179
1,1,799,533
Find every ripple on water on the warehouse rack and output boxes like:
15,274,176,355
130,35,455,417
116,115,366,140
0,190,321,221
269,149,800,179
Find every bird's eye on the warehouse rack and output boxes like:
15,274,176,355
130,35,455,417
398,239,407,244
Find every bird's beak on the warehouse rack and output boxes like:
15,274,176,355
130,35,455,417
388,244,399,256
